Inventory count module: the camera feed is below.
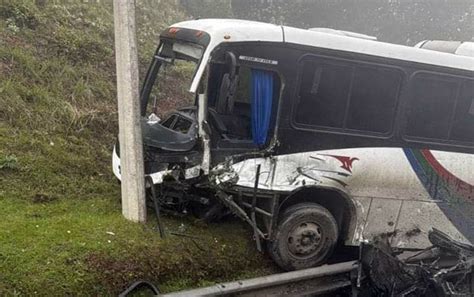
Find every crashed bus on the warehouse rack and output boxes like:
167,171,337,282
112,19,474,271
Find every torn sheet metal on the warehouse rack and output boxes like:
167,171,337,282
231,151,356,192
360,228,474,297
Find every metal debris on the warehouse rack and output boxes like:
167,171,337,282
359,228,474,296
119,228,473,296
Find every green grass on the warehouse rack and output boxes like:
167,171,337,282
0,125,275,295
0,1,275,295
0,193,274,295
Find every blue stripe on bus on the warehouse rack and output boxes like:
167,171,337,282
403,148,474,242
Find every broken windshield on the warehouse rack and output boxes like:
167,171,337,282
140,40,203,118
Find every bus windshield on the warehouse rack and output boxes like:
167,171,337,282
140,40,203,118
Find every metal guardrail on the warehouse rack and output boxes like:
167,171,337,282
158,260,357,296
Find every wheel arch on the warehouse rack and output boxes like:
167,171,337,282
278,186,358,244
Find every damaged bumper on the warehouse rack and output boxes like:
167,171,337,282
112,145,201,185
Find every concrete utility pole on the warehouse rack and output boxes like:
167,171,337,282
113,0,146,222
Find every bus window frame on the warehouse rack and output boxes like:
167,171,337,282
290,53,406,139
207,44,285,151
400,70,474,149
140,35,210,116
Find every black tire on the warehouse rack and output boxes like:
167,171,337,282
267,202,338,271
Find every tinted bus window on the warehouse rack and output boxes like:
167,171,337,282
450,80,474,143
346,66,402,133
295,57,401,135
296,61,352,128
405,74,458,140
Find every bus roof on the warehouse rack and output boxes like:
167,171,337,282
172,19,474,72
171,19,474,92
171,19,284,44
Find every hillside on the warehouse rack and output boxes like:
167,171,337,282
0,1,273,295
2,1,472,295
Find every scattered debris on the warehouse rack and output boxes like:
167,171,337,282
360,228,474,296
119,229,473,296
177,223,186,233
169,232,207,252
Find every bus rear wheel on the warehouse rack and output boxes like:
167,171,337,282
267,202,338,271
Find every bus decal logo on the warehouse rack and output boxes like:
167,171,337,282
321,154,359,173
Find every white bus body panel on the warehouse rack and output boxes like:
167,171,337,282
231,148,473,248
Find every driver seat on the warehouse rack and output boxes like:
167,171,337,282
216,72,239,115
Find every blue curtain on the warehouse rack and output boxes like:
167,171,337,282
251,69,274,146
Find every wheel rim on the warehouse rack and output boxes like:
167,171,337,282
287,222,323,259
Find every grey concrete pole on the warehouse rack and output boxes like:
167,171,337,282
113,0,146,222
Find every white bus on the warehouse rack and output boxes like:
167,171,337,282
113,19,474,271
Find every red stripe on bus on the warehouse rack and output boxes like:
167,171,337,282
421,149,473,201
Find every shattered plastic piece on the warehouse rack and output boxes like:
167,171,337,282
178,223,186,233
147,113,161,124
210,161,239,186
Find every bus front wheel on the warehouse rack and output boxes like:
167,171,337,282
267,202,338,271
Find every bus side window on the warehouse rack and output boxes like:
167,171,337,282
450,80,474,143
346,66,401,133
405,74,458,141
295,57,402,135
296,61,352,128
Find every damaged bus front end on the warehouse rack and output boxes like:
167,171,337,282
112,26,216,216
113,19,286,219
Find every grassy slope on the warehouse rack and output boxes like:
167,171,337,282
0,1,273,295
